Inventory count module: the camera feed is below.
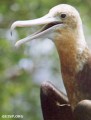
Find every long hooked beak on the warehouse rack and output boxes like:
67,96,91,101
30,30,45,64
11,13,62,47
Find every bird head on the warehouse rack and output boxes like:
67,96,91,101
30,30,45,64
11,4,83,48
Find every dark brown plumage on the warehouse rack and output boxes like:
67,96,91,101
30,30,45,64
40,81,75,120
40,81,91,120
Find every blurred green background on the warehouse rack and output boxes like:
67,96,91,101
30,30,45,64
0,0,91,120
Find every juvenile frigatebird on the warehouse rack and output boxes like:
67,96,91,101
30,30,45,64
11,4,91,119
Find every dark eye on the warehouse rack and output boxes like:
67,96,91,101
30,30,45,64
60,13,66,18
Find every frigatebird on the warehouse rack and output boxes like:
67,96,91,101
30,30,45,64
11,4,91,120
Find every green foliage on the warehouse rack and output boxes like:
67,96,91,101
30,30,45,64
0,0,91,119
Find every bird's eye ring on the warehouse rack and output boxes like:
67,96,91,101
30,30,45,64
60,13,66,19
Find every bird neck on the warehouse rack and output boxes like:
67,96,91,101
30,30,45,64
55,26,89,75
54,26,90,110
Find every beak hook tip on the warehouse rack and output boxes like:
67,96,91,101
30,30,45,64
10,30,12,36
10,21,17,36
10,25,15,37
